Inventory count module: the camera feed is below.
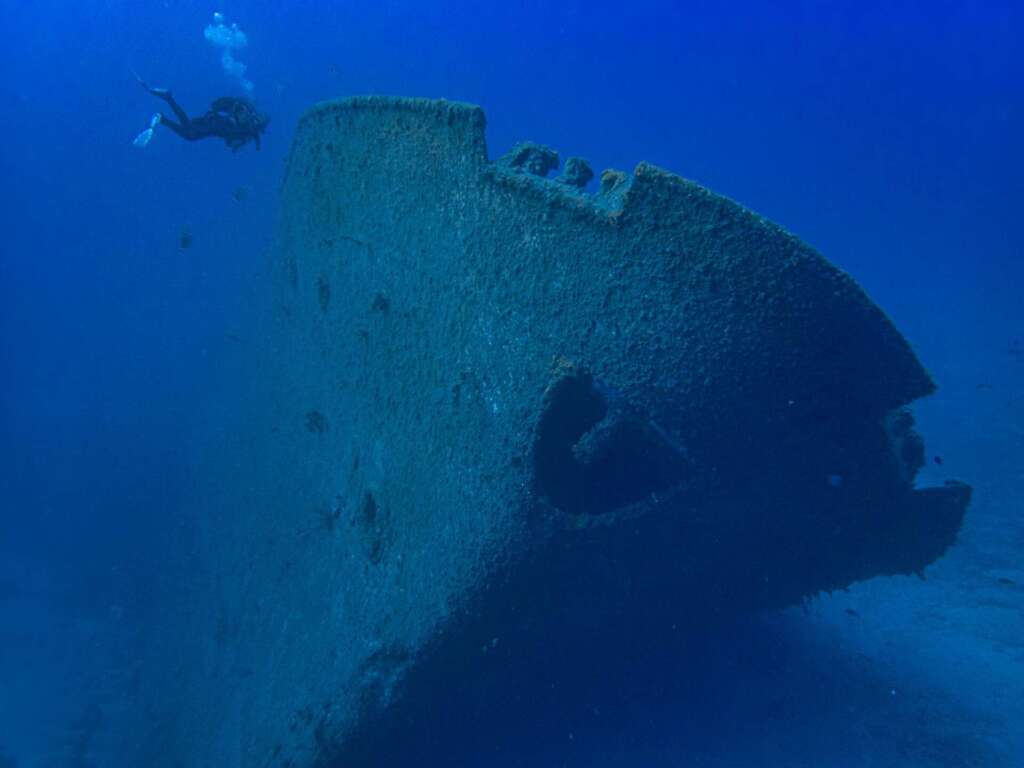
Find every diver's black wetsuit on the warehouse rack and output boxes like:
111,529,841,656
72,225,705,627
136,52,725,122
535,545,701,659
141,82,268,151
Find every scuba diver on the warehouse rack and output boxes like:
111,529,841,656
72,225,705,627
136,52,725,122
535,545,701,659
132,73,269,151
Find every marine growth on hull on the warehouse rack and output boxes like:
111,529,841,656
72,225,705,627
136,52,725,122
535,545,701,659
158,97,972,767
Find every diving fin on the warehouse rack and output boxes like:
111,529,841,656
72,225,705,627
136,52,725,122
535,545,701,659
132,113,162,148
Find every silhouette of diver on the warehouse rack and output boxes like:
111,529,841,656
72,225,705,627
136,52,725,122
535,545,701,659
135,73,269,151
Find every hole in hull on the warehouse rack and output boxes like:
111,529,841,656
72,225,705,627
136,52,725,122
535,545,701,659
533,371,683,515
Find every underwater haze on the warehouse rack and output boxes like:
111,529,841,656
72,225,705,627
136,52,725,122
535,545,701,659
1,1,1021,766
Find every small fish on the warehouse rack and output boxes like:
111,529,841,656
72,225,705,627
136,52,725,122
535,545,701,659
179,225,193,250
231,185,250,202
997,577,1016,586
933,455,944,465
844,608,860,618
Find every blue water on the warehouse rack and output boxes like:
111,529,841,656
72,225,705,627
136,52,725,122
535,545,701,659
1,1,1021,765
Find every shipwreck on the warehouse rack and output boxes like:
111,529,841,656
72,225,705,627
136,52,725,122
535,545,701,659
140,97,969,766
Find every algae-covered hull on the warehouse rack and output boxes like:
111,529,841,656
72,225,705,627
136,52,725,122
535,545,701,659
156,96,968,766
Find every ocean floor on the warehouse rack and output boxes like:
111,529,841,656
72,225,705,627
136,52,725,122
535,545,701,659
1,369,1020,768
